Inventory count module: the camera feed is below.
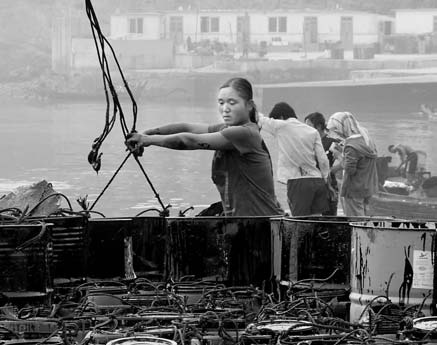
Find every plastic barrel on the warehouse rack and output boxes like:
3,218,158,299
349,220,437,323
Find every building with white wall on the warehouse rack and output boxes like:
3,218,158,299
104,8,394,64
71,11,174,70
110,11,165,40
161,9,392,51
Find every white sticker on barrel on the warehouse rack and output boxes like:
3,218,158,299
413,250,433,289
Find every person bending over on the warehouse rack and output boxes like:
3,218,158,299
388,144,426,182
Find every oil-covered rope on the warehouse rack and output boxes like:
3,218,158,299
84,0,168,214
85,0,136,156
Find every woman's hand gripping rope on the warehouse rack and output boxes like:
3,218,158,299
125,131,145,157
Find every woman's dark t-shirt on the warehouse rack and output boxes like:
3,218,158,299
322,135,339,188
209,122,283,217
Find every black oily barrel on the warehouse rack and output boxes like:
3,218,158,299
87,217,167,279
271,216,385,288
34,215,89,279
166,216,273,287
0,222,52,293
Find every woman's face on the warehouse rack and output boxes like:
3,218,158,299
217,86,252,126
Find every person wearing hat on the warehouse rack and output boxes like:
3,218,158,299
258,102,330,216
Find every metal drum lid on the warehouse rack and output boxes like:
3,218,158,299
106,337,177,345
255,319,313,333
2,337,63,345
413,316,437,334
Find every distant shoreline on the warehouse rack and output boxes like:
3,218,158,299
3,58,437,109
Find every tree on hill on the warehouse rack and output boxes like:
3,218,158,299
0,0,54,81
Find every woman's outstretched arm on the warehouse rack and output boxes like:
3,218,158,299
126,131,234,153
144,123,209,135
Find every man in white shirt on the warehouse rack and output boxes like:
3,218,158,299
258,102,330,216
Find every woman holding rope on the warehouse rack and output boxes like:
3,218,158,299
125,77,284,217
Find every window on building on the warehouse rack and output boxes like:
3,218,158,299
237,15,250,34
129,18,143,34
382,21,392,35
278,17,287,33
269,16,287,33
200,16,219,33
137,18,143,33
268,17,277,32
210,17,219,32
237,16,244,33
170,16,183,33
170,16,183,43
304,16,318,44
129,19,136,33
200,16,209,33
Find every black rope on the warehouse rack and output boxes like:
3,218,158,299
132,154,168,212
89,152,131,211
84,0,168,214
87,152,168,214
85,0,135,173
86,2,116,170
85,0,137,138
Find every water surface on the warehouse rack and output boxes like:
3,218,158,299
1,98,435,216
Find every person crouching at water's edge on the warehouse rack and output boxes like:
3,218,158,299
125,77,284,217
